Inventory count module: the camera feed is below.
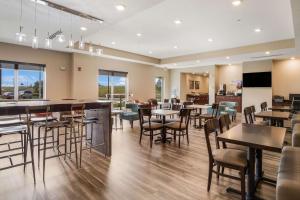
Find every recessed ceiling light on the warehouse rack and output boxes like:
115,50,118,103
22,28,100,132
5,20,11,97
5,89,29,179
115,4,126,11
111,41,116,45
149,51,153,54
174,45,178,49
196,60,200,63
136,33,142,37
228,63,232,66
291,57,296,60
265,51,270,55
174,20,182,25
208,38,213,42
254,28,262,33
232,0,242,6
31,0,48,6
80,27,87,31
226,56,230,59
174,63,177,66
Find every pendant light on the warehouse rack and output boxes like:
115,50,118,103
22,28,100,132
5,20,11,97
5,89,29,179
56,10,65,43
79,36,85,49
45,7,52,48
88,42,94,55
96,48,103,56
68,14,74,48
16,0,26,43
32,0,38,48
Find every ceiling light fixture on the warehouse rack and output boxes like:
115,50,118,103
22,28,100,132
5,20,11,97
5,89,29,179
196,60,200,63
16,0,26,43
45,33,52,48
68,14,74,48
115,4,126,11
174,20,182,25
149,51,153,54
208,38,213,42
32,1,38,48
96,48,103,56
226,56,230,59
89,44,94,55
232,0,242,6
79,36,85,49
291,57,295,60
80,26,87,31
111,41,116,45
254,28,262,33
174,45,178,49
136,33,142,37
265,51,270,55
30,0,47,6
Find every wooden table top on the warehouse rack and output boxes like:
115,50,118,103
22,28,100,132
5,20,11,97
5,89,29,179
152,109,179,116
269,106,292,112
255,111,290,120
218,123,286,152
186,104,210,109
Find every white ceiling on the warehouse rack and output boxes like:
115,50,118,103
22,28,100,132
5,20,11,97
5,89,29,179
0,0,295,59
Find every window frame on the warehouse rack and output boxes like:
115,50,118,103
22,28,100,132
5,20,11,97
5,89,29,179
0,60,46,101
155,76,164,102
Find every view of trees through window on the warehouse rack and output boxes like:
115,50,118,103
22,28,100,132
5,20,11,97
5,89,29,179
155,77,163,102
0,61,45,100
98,70,127,108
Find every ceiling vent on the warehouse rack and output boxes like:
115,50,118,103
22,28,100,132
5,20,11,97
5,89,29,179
48,30,62,40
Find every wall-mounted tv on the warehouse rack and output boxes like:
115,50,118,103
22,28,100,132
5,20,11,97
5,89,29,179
243,72,272,87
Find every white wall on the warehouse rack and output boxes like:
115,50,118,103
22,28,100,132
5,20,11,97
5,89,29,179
242,60,273,111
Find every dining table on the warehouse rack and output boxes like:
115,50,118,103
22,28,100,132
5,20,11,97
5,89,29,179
152,109,179,143
218,123,286,200
269,106,292,112
255,111,290,127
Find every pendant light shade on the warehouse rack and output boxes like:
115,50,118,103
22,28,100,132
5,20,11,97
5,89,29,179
32,28,38,48
16,26,26,42
79,36,85,49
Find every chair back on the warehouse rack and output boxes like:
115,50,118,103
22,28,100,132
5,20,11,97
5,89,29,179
261,102,268,111
204,119,221,163
138,108,152,129
26,105,51,134
250,105,256,121
178,108,191,129
171,104,182,111
148,98,158,108
211,103,219,118
244,106,254,124
163,99,169,103
219,113,231,133
183,101,193,108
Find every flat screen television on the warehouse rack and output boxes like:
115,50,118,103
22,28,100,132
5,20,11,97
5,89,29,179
243,72,272,87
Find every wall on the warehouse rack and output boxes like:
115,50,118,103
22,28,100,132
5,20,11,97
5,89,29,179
242,60,273,111
180,73,208,99
0,42,72,100
216,64,242,92
272,59,300,99
71,53,169,101
169,65,216,103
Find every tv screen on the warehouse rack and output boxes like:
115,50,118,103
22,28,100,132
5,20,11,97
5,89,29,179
243,72,272,87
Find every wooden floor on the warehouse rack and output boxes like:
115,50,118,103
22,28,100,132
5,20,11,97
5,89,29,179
0,115,286,200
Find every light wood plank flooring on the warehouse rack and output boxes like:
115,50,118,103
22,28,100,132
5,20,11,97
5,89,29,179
0,115,286,200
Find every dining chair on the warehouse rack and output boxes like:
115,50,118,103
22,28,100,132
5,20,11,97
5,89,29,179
204,119,248,200
183,101,200,126
244,106,254,124
138,108,163,148
199,103,219,127
261,102,268,111
165,108,191,148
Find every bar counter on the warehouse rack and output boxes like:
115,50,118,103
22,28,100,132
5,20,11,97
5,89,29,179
0,99,112,157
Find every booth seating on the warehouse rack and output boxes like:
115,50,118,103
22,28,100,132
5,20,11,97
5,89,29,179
276,123,300,200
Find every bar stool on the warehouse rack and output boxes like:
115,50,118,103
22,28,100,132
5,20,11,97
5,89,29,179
0,114,36,183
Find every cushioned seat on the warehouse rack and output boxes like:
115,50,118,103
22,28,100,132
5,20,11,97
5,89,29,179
142,122,163,130
0,125,27,135
165,122,186,130
292,124,300,147
277,146,300,200
213,149,248,167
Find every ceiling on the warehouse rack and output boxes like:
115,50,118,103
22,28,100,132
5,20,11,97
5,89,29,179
0,0,296,63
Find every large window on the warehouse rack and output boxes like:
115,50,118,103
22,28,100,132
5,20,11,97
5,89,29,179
0,61,45,100
98,70,127,108
155,77,164,102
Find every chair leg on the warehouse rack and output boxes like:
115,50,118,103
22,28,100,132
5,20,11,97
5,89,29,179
90,123,94,153
42,129,48,183
130,121,133,128
150,131,153,148
178,131,181,148
38,126,42,168
79,124,84,168
207,163,213,191
139,128,143,144
64,127,67,160
28,132,36,184
173,130,176,141
23,133,28,173
73,126,79,168
186,128,189,144
240,169,246,200
221,167,225,174
217,165,220,180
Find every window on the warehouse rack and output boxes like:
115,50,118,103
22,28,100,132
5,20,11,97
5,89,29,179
0,61,45,100
98,70,127,108
155,77,164,102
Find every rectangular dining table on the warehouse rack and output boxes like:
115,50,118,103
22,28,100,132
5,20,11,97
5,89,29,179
152,109,179,143
218,123,286,200
269,106,292,112
255,111,290,127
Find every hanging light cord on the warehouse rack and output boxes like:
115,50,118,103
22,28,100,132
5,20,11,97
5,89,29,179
34,0,37,36
19,0,23,31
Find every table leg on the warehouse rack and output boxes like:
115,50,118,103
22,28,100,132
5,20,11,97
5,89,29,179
162,116,166,142
247,147,256,200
